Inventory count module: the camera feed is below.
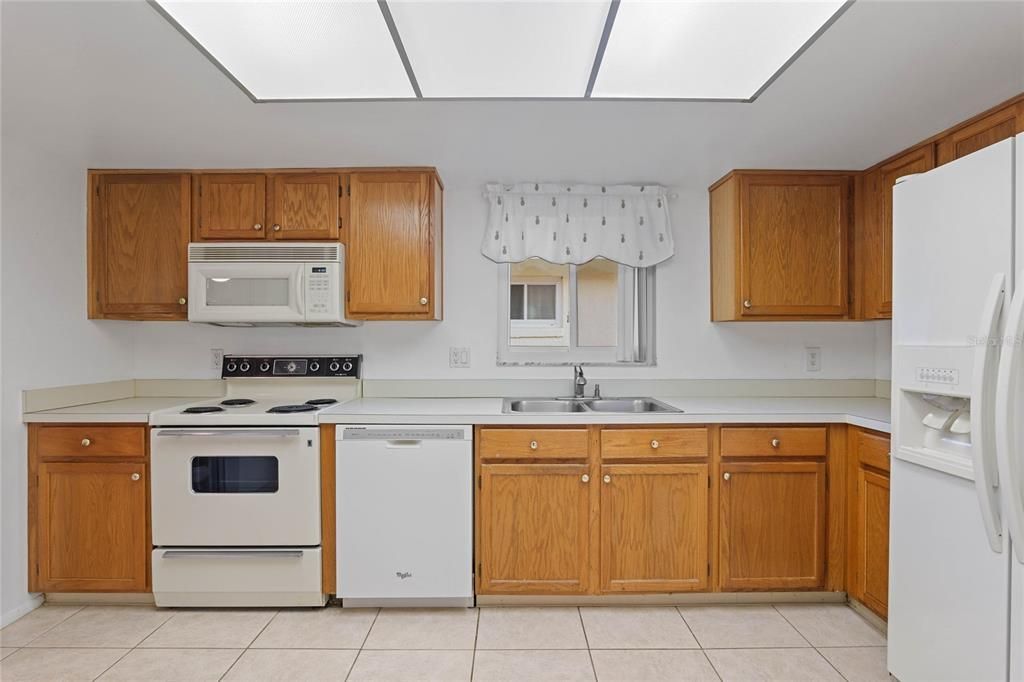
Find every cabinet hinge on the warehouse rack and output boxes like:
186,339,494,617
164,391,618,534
339,185,344,197
338,216,342,229
35,563,39,576
347,184,351,197
478,562,482,575
346,290,351,302
707,561,711,577
477,475,482,489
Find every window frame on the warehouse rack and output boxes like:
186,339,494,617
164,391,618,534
510,276,564,328
497,261,656,366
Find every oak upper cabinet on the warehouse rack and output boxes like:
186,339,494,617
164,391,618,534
29,424,149,592
710,171,851,320
847,427,891,618
936,100,1024,166
600,463,709,592
88,173,190,320
347,171,443,320
268,173,341,240
478,463,591,594
719,460,826,590
196,173,267,239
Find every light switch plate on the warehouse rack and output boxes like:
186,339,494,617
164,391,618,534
449,347,471,368
805,347,822,372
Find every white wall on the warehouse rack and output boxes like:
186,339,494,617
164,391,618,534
2,0,1021,621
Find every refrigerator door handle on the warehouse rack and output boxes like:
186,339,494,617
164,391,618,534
996,270,1024,563
972,272,1006,552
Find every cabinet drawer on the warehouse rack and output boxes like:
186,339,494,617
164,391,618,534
601,428,708,459
720,427,826,457
479,428,588,460
855,429,891,472
37,425,146,458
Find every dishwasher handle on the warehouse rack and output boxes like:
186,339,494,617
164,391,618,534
385,440,424,448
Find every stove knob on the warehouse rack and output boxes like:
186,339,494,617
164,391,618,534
341,361,354,373
226,362,237,373
309,361,320,372
260,361,271,372
239,362,250,372
329,361,340,373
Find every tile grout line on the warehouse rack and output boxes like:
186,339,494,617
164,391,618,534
92,605,175,681
576,607,598,682
470,607,481,681
214,609,280,681
344,607,381,682
673,604,706,650
813,645,854,682
770,604,815,648
674,603,723,680
6,604,85,648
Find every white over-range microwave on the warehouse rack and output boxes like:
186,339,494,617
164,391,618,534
188,242,361,327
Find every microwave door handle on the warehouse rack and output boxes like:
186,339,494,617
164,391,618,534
155,429,302,438
295,269,305,317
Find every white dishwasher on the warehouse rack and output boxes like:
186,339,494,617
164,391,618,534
336,425,474,607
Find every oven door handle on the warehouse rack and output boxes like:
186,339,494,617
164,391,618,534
154,429,302,438
160,550,305,559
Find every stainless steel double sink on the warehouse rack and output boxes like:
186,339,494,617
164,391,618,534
502,397,682,414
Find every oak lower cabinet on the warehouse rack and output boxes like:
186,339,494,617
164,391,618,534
29,424,150,592
600,463,709,592
719,461,827,590
847,427,891,618
710,171,852,321
478,463,591,594
88,173,190,320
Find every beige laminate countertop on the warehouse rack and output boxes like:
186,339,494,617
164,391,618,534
22,397,209,423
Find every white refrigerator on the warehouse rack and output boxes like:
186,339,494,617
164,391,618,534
889,133,1023,681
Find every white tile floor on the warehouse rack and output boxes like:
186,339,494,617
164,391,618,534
0,602,888,681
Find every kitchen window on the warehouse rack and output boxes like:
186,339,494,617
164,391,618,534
498,257,655,365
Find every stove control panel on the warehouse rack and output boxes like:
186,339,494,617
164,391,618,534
222,355,361,379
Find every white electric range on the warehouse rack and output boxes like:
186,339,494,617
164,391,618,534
148,354,360,607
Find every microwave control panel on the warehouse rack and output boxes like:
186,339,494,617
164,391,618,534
222,355,362,379
306,265,336,317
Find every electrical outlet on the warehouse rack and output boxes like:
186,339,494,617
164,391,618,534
211,348,224,371
449,347,471,368
805,347,822,373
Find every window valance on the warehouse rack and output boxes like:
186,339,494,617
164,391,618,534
481,183,674,267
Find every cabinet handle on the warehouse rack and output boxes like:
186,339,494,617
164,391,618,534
81,438,91,447
581,474,590,483
650,439,660,449
178,297,187,305
771,438,781,448
603,474,611,483
420,297,429,305
723,472,731,480
743,299,752,309
253,223,263,231
131,473,140,481
529,440,538,450
272,224,281,231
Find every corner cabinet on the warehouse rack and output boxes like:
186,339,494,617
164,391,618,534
28,424,150,592
88,173,190,320
847,427,891,618
710,171,852,321
347,171,443,320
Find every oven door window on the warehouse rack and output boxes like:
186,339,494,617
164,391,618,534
191,456,279,493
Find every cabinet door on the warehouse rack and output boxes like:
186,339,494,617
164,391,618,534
855,467,890,618
89,173,190,319
478,463,591,594
739,174,850,317
600,464,708,592
36,461,148,592
197,173,267,240
720,461,826,590
268,173,340,240
348,172,436,318
936,101,1024,166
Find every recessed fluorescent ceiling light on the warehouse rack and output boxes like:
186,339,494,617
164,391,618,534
154,0,415,100
592,0,848,100
387,1,609,98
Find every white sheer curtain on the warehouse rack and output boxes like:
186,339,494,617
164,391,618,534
481,183,674,267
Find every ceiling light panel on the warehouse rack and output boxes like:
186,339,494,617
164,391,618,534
388,1,610,98
592,0,848,100
156,1,415,100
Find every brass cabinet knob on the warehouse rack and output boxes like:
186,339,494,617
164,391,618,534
253,223,263,230
81,438,91,447
131,473,140,481
529,440,538,450
581,474,590,483
178,297,187,305
771,438,781,448
743,299,752,309
650,439,660,449
273,224,281,231
723,472,731,480
603,474,611,483
420,297,429,305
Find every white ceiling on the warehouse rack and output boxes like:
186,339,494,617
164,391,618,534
1,0,1021,185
